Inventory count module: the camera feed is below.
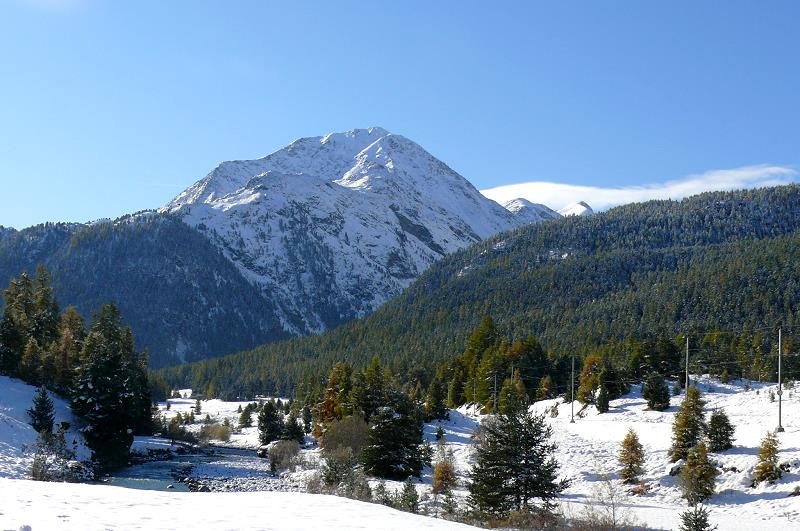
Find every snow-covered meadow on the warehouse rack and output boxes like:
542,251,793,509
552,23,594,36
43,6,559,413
2,374,799,530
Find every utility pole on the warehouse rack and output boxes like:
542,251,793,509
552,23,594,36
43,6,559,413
777,327,784,432
493,372,498,413
685,335,690,390
570,354,575,423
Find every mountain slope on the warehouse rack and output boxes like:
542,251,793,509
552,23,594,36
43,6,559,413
161,127,523,334
0,215,287,367
158,185,800,396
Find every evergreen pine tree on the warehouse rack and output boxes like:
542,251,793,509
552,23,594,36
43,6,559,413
361,389,424,479
258,401,283,445
618,428,644,484
678,505,717,531
754,431,781,483
301,405,313,434
424,371,448,421
239,406,253,428
27,386,55,434
706,409,735,452
497,369,527,414
642,372,671,411
680,442,717,505
670,386,706,462
468,407,565,517
72,304,146,471
20,337,42,385
535,375,553,401
0,312,23,376
577,354,603,405
399,477,420,513
195,398,201,415
596,373,610,413
281,413,305,443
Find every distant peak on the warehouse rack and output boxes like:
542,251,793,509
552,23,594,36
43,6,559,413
558,201,595,217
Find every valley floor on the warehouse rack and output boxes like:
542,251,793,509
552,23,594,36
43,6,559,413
2,377,799,530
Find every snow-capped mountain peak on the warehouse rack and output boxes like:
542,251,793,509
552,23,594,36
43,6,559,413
558,201,594,217
162,127,529,335
502,198,561,224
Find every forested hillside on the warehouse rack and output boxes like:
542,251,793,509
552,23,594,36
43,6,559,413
160,185,800,397
0,214,287,367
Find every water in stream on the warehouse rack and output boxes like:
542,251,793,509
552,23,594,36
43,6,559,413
104,447,268,492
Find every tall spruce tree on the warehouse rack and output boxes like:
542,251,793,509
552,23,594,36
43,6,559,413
424,370,448,421
72,304,148,471
618,428,644,484
642,372,671,411
680,443,717,506
468,401,565,517
27,386,55,434
706,410,735,452
754,431,781,483
361,389,424,480
258,401,283,445
281,413,305,443
670,386,706,462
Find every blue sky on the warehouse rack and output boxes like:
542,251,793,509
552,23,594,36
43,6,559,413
1,0,798,228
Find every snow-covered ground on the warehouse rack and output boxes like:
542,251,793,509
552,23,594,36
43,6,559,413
0,379,474,530
2,375,798,529
0,375,90,478
157,394,265,449
0,478,476,530
373,377,798,530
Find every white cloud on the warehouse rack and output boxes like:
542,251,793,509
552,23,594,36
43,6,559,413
481,165,798,212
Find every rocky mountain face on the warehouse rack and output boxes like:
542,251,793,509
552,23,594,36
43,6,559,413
161,127,526,335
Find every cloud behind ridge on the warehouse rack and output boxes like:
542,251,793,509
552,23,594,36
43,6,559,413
481,165,797,212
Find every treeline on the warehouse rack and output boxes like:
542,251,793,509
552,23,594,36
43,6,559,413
157,185,800,398
0,266,151,471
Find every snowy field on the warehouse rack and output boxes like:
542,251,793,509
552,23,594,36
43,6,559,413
394,377,800,530
535,377,800,529
0,478,476,530
1,375,798,529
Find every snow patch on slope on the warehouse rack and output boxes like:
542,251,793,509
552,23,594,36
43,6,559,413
0,376,90,479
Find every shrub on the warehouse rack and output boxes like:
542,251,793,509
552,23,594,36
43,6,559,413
198,422,232,443
319,415,369,456
268,439,300,471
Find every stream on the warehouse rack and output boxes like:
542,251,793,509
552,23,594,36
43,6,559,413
103,446,272,492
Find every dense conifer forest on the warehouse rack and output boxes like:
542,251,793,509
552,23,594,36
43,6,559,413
0,267,152,471
158,185,800,399
0,214,288,367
